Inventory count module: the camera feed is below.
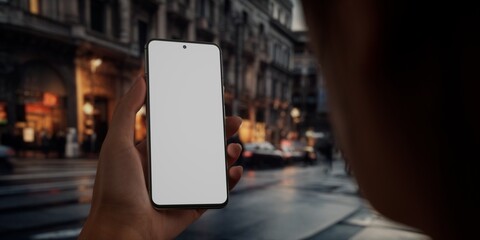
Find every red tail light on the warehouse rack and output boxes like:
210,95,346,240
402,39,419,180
242,151,253,158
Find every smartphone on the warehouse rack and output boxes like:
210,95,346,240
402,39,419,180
145,39,228,208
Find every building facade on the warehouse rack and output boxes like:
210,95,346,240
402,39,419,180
0,0,296,156
292,30,330,135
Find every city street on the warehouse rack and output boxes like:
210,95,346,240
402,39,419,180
0,159,429,240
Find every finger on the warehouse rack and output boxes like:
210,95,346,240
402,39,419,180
227,143,242,167
108,76,146,143
225,116,242,138
228,166,243,190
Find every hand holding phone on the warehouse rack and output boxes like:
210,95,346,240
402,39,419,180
79,76,243,239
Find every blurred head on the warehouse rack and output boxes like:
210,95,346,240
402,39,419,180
302,0,479,238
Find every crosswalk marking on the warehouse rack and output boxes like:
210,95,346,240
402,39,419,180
0,204,91,233
0,159,96,239
0,170,96,181
0,189,92,211
30,228,83,239
0,179,94,196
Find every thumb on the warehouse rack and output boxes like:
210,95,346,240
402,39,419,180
108,76,146,143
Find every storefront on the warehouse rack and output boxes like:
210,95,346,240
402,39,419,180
16,61,67,144
75,57,117,153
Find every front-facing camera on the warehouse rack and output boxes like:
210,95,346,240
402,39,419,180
183,45,187,49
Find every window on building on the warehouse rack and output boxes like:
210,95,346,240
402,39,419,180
309,75,317,88
168,22,187,40
292,92,301,107
273,4,278,19
198,0,209,18
197,0,215,26
307,92,317,110
91,0,106,33
271,79,276,98
29,0,40,15
256,109,265,122
112,0,121,38
276,81,282,99
209,0,215,24
50,1,59,19
196,0,202,17
274,44,279,63
294,46,304,54
138,20,148,55
293,76,301,89
242,11,248,24
257,72,265,97
78,0,85,24
281,82,288,100
224,0,231,16
285,49,290,68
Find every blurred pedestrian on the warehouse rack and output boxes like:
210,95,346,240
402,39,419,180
315,133,333,172
13,129,23,157
0,128,12,147
39,129,50,158
54,131,66,158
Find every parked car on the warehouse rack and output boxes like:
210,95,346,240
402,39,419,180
242,142,285,169
282,142,318,165
282,146,317,165
0,145,14,174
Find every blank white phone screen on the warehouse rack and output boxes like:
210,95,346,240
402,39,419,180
147,40,227,206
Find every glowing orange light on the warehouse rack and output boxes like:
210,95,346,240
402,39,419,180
243,151,253,158
43,92,58,107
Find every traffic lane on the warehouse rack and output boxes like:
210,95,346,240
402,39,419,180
179,165,361,240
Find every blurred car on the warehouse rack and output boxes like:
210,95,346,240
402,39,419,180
282,141,318,165
242,142,285,169
0,145,14,174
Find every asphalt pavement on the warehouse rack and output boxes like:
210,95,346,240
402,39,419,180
0,158,429,240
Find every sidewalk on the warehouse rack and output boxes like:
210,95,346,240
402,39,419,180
306,161,430,240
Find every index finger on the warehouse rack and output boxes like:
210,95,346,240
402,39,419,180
225,116,242,139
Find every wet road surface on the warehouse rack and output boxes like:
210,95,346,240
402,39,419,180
0,159,428,239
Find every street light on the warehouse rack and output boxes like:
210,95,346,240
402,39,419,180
90,58,102,73
83,101,94,115
290,107,301,119
87,58,102,117
84,57,102,154
290,107,301,133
